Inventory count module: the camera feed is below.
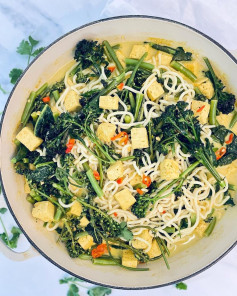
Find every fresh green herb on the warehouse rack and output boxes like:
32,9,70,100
9,36,45,85
9,68,23,84
176,282,188,290
0,84,7,94
59,276,112,296
119,222,133,241
0,208,22,249
16,36,45,65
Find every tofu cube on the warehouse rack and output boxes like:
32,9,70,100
195,220,208,237
107,161,124,181
129,172,142,187
97,122,116,143
116,51,125,68
122,249,138,268
32,201,55,222
160,159,180,181
129,44,149,60
64,89,81,112
131,127,149,149
68,182,87,197
67,201,82,217
156,51,172,66
194,78,214,99
80,216,90,227
24,178,31,193
182,60,201,77
147,81,165,101
99,96,119,110
191,100,210,125
147,239,162,258
132,229,153,249
114,188,136,211
78,234,94,250
16,126,43,151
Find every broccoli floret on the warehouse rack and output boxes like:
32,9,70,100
14,162,29,175
131,194,150,218
217,92,235,114
204,58,236,115
74,39,107,75
50,80,65,94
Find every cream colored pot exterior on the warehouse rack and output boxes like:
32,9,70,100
1,16,237,289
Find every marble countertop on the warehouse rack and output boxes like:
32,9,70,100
0,0,237,295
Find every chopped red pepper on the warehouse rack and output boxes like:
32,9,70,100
111,131,128,145
197,105,205,112
108,66,116,72
93,171,100,181
116,177,123,184
162,210,166,214
136,188,144,195
215,147,226,160
117,82,124,90
91,244,108,258
42,96,50,103
225,133,234,145
114,212,118,217
142,175,151,187
65,139,75,153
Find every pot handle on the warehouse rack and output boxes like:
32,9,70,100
0,239,38,261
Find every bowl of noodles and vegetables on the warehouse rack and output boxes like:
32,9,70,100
1,16,237,289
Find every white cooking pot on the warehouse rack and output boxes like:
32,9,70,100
0,16,237,289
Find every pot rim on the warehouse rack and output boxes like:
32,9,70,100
0,15,236,290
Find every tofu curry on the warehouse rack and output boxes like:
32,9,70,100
12,39,237,271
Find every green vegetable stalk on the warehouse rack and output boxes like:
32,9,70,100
125,58,154,71
170,61,197,82
82,162,104,197
103,40,124,73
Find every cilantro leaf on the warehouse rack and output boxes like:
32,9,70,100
119,222,133,241
32,47,45,57
0,207,7,214
9,68,23,84
0,84,7,94
17,40,31,56
9,227,22,248
87,287,112,296
67,284,79,296
28,36,39,47
176,282,187,290
59,277,84,284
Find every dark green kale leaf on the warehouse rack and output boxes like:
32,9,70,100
26,165,55,182
212,125,229,145
172,47,192,61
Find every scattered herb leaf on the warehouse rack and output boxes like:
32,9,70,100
176,282,187,290
9,68,23,84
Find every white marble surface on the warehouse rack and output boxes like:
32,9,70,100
0,0,237,295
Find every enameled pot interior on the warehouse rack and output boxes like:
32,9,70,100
1,17,237,289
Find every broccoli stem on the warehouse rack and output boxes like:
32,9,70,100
52,90,60,102
199,153,225,187
54,207,63,221
209,99,218,125
147,42,176,55
126,53,148,88
156,237,170,269
82,162,104,197
26,195,35,204
129,92,136,112
148,122,154,160
21,82,48,126
100,71,125,96
78,254,92,260
204,217,217,236
134,93,144,122
103,40,124,73
125,58,154,71
229,111,237,128
170,61,197,82
92,257,119,266
194,86,202,95
203,57,217,86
